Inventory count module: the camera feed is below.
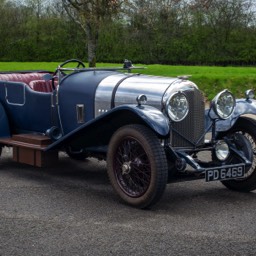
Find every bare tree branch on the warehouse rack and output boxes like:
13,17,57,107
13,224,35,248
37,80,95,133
61,0,126,66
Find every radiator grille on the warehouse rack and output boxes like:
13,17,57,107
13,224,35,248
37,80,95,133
171,89,205,148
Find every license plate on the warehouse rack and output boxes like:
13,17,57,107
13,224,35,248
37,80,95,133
205,164,245,182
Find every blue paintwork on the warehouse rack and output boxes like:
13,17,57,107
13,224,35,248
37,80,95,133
205,98,256,132
58,70,119,134
0,102,10,137
45,104,170,151
0,70,170,147
0,81,52,134
133,105,170,135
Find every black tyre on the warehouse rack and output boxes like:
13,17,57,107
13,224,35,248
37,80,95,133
219,117,256,192
66,147,88,161
107,124,168,209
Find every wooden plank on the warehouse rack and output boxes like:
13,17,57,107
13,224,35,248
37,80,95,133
0,134,58,167
12,134,52,146
12,146,58,167
0,134,52,150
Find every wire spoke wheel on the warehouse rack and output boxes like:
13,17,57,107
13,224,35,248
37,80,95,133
219,117,256,192
241,131,256,178
226,131,256,179
107,125,168,208
115,138,151,197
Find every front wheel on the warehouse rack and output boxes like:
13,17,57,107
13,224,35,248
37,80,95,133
107,125,168,209
219,117,256,192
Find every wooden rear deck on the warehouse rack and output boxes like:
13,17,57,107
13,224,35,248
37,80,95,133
0,134,58,167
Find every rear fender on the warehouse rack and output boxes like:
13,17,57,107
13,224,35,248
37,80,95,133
0,103,10,137
46,105,170,151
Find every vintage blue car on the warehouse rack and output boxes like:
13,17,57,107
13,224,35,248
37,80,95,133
0,59,256,208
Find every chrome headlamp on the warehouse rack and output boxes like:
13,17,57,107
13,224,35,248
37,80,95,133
215,140,230,161
245,89,254,100
212,90,235,119
166,92,189,122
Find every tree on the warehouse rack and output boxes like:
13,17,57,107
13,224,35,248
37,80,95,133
61,0,127,67
124,0,187,63
188,0,255,64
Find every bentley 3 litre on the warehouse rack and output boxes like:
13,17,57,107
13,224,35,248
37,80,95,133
0,59,256,208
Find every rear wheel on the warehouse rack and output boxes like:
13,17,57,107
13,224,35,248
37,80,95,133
107,125,168,208
219,117,256,192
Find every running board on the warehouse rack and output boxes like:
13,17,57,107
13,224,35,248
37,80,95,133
0,134,58,167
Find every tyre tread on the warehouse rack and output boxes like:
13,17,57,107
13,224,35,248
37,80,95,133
107,124,168,208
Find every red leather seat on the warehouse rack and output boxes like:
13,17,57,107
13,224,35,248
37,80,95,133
29,80,53,93
0,73,57,92
0,73,45,85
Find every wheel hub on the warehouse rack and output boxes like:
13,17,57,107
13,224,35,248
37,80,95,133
122,162,131,175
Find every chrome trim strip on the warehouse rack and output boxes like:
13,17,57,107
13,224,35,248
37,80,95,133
76,104,85,123
5,82,26,106
94,73,128,117
111,73,140,108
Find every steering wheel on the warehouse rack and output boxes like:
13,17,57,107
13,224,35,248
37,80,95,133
59,59,85,69
53,59,85,77
49,59,85,89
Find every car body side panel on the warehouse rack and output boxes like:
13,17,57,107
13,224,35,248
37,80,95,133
0,102,10,138
58,71,119,134
45,104,170,151
0,81,52,134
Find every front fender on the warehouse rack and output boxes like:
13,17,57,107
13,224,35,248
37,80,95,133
205,99,256,132
127,105,170,136
46,104,170,151
0,103,10,138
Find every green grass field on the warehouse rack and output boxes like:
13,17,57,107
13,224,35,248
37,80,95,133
0,62,256,100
